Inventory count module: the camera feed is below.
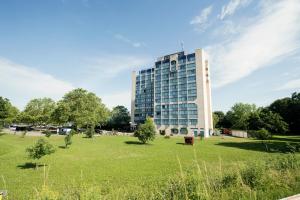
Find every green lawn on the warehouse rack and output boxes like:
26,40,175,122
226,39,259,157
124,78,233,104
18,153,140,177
0,133,299,199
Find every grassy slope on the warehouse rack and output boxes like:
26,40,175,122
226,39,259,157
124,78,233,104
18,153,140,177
0,134,299,199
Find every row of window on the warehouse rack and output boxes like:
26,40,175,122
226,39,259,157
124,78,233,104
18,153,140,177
154,119,198,125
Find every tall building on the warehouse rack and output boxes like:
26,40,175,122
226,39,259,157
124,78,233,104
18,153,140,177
131,49,213,137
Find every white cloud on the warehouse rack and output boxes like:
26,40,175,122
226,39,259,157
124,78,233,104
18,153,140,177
212,20,242,36
114,34,145,48
101,91,131,110
190,5,213,32
219,0,251,20
0,58,74,109
207,0,300,88
84,54,151,79
276,79,300,91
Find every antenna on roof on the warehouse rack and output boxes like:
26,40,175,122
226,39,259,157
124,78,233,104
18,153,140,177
180,41,184,52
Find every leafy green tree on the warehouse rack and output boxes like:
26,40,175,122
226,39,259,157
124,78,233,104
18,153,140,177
26,138,55,167
16,112,34,124
269,92,300,133
135,117,156,144
23,98,56,125
0,97,19,126
248,108,288,134
51,102,70,126
248,110,264,130
259,109,288,134
108,105,130,130
213,111,225,128
226,103,257,130
52,88,110,130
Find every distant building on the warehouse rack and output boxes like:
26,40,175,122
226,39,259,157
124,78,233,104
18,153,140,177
131,49,213,137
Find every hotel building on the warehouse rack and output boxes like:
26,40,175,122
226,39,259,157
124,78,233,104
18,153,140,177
131,49,213,137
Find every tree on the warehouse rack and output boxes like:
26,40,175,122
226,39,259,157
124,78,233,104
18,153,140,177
259,109,288,134
52,88,110,130
269,92,300,133
85,125,95,138
222,111,233,128
51,102,70,126
213,111,225,128
64,134,72,148
108,106,130,130
226,103,257,130
213,113,219,129
248,108,288,134
26,138,55,167
134,117,156,144
249,128,271,140
22,98,56,125
0,97,19,127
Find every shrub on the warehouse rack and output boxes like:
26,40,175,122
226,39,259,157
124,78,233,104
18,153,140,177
249,128,271,140
221,172,238,188
134,117,155,144
64,133,72,148
26,138,55,167
241,163,264,188
268,154,299,171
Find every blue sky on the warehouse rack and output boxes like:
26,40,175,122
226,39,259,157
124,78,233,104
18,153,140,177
0,0,299,112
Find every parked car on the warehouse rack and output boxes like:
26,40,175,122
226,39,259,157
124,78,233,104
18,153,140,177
58,127,72,135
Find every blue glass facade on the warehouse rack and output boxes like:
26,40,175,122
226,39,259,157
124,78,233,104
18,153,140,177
134,68,154,124
132,49,213,137
153,52,198,127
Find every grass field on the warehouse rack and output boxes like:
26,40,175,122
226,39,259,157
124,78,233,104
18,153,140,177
0,133,299,199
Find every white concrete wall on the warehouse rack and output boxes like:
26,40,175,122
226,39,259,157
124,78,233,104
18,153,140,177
195,49,213,137
231,130,248,138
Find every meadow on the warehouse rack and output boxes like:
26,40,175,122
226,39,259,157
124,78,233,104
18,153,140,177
0,133,299,199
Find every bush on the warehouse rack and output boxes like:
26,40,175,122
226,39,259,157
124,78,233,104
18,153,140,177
44,130,52,138
241,163,264,188
134,117,155,144
64,133,72,148
280,142,300,153
221,172,238,188
249,128,271,140
85,125,95,138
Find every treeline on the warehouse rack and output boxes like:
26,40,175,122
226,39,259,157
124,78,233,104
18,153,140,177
214,92,300,135
0,88,131,131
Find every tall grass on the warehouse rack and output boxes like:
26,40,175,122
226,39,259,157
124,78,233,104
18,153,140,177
31,153,300,200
